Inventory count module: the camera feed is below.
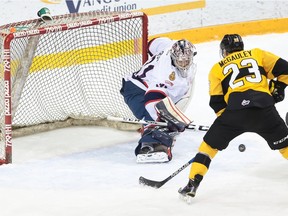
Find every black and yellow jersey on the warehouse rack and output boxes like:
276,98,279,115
209,48,288,116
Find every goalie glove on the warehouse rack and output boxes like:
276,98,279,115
269,80,287,103
155,97,192,132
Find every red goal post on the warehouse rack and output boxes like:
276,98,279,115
0,11,148,164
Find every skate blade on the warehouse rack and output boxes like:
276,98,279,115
136,152,169,163
179,193,193,204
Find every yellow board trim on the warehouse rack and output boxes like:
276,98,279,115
150,18,288,44
40,0,61,4
137,0,206,16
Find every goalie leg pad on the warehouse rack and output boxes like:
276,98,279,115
155,97,192,132
135,127,176,163
151,128,177,147
135,127,176,155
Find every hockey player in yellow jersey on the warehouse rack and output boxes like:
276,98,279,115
178,34,288,202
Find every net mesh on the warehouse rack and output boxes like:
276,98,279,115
0,11,147,162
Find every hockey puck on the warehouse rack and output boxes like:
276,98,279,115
238,144,246,152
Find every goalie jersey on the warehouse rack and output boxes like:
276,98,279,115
124,45,196,120
209,48,288,116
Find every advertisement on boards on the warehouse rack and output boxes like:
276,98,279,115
0,0,205,34
40,0,203,14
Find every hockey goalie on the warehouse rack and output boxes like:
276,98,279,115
120,37,197,163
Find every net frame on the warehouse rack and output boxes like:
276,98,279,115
0,11,148,164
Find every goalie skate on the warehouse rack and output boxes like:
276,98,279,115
136,152,170,163
136,142,172,163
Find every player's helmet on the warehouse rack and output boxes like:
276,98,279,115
220,34,244,58
170,39,197,78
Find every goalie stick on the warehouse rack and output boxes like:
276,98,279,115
107,116,209,131
139,157,194,188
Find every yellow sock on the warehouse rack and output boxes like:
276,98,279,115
188,141,218,180
279,146,288,159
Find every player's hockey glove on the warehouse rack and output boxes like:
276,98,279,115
269,80,287,103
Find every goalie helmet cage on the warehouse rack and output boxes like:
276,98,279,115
0,11,148,164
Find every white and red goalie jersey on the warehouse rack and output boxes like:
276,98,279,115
124,38,197,120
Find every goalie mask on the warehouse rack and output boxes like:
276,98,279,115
170,40,197,78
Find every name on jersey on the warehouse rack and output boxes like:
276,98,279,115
219,50,252,67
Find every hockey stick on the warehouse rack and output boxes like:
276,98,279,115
286,112,288,126
107,116,209,131
139,157,194,188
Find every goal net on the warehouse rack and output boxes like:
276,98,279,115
0,11,148,164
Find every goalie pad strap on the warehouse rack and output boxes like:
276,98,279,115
151,129,176,147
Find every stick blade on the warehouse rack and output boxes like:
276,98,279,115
139,176,165,189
